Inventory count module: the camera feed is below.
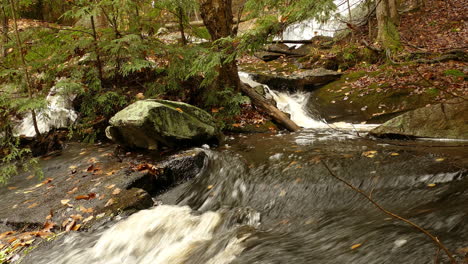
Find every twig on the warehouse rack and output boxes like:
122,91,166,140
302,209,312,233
321,161,458,264
434,247,441,264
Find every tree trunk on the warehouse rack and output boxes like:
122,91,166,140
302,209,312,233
9,0,41,137
198,0,240,91
90,15,104,83
376,0,401,51
177,6,187,45
1,4,8,57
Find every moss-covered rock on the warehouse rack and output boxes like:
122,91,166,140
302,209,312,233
106,99,220,149
310,70,439,123
369,99,468,139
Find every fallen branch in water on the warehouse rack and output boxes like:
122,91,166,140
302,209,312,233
321,161,458,264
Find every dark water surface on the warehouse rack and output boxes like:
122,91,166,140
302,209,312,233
28,129,468,264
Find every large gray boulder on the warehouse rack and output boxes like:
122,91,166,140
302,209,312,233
106,100,220,149
369,99,468,139
251,68,342,92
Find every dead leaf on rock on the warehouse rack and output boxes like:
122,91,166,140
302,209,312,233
75,193,97,200
65,220,76,232
27,203,39,209
362,151,377,158
79,205,94,214
112,188,121,195
351,243,362,250
70,214,83,221
105,198,116,207
83,215,94,223
106,184,116,189
67,187,78,194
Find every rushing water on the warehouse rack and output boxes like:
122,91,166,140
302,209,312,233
29,130,467,264
26,74,467,264
14,86,77,138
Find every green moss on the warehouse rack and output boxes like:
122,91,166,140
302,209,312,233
380,20,402,52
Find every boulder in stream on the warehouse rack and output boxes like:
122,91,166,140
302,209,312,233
369,99,468,139
106,99,220,149
251,67,342,92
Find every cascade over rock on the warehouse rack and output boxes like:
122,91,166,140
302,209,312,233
251,67,342,92
106,100,220,149
369,99,468,139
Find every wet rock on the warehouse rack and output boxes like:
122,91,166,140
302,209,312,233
251,67,342,92
254,51,284,62
106,99,221,150
369,99,468,139
0,143,207,232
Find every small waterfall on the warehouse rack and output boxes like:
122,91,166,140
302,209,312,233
14,85,77,138
239,72,378,131
36,205,248,264
280,0,367,44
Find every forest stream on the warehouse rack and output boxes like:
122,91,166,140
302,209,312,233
20,85,468,264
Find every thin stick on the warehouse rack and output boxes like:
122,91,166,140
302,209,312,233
321,161,457,264
9,0,41,137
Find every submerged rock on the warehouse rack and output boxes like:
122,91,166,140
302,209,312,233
106,100,220,150
369,99,468,139
251,67,342,91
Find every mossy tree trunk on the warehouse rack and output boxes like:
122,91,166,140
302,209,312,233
1,3,8,57
198,0,241,92
376,0,401,52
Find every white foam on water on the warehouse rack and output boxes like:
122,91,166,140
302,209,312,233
279,0,367,45
45,205,245,264
14,85,77,138
239,72,378,132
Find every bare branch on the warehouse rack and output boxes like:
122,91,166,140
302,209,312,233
321,161,458,264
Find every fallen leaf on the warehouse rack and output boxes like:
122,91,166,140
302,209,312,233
279,190,286,197
67,187,79,194
106,184,116,189
390,152,400,156
96,213,105,219
75,193,97,200
65,220,76,232
7,186,18,190
83,215,94,223
435,158,445,162
79,205,94,214
351,243,362,250
427,183,437,187
105,198,116,207
362,150,378,158
112,188,121,195
41,178,53,184
42,221,55,232
70,214,83,221
28,203,39,209
71,224,81,231
175,107,184,113
26,175,35,180
135,93,145,100
61,199,71,205
207,185,214,190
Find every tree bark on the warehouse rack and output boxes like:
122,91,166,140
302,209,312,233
1,4,8,57
376,0,401,51
177,6,187,45
198,0,240,91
